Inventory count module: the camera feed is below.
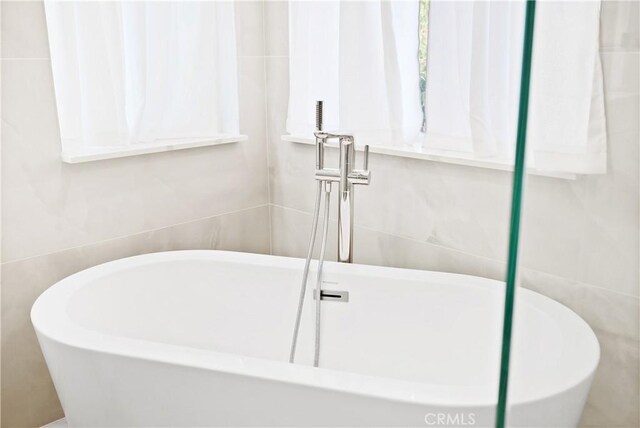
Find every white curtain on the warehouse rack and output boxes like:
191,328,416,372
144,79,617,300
528,1,606,174
424,1,525,158
425,0,606,174
287,1,423,146
44,1,239,154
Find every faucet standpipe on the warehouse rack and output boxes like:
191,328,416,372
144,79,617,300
312,101,371,263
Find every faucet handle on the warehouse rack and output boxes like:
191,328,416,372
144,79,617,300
363,145,370,170
348,144,371,185
316,100,323,132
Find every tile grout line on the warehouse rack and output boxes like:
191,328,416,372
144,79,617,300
270,203,640,301
1,203,270,266
261,0,274,256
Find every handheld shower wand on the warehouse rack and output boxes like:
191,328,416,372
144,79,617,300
289,101,329,365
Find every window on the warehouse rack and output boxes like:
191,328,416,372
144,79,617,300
287,0,606,175
45,1,240,162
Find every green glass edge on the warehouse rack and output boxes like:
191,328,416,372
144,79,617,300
496,1,537,427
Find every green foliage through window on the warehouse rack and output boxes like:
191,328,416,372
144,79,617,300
418,0,430,133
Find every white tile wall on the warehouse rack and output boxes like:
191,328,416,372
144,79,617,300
235,0,266,57
0,1,49,59
600,0,639,52
264,0,288,57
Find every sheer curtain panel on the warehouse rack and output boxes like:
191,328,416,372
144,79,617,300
287,1,423,146
44,1,239,156
425,0,606,174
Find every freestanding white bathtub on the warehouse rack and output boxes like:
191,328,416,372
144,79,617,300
32,250,599,427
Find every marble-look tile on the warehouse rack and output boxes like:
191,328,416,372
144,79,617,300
265,57,290,201
600,0,640,52
272,138,515,259
264,0,288,57
601,52,640,96
1,205,270,428
238,54,270,202
358,155,513,260
270,204,506,281
520,268,639,427
1,58,268,262
521,175,639,297
605,88,640,140
605,100,640,155
579,332,640,427
239,56,268,146
271,204,338,261
234,0,265,58
2,259,65,428
1,0,50,59
520,268,638,341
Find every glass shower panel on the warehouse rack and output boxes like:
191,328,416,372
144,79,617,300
496,1,536,427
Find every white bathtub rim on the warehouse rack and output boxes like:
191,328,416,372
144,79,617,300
31,250,600,410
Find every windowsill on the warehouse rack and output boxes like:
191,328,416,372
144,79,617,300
61,135,248,164
282,135,577,180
